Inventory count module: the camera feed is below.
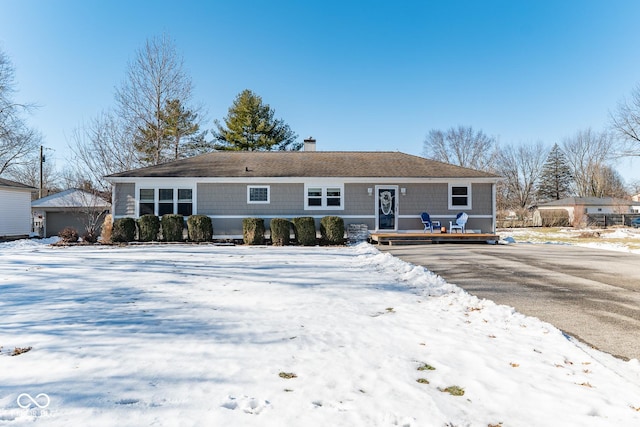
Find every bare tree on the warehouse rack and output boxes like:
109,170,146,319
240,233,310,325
115,34,199,165
588,164,627,199
561,129,615,197
496,142,547,214
0,49,40,175
422,125,498,172
5,151,61,195
69,112,140,192
610,84,640,156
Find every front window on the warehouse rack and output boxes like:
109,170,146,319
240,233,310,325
177,189,193,216
138,187,194,216
307,188,322,207
158,188,174,216
247,186,270,204
327,188,341,206
305,184,344,210
449,184,471,209
139,189,155,215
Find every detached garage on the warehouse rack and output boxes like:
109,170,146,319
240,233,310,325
0,178,35,240
32,188,111,238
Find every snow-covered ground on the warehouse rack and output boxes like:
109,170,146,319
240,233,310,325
2,239,640,426
499,227,640,253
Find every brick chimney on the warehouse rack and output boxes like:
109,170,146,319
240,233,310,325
303,137,316,152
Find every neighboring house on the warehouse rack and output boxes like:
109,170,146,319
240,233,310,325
31,188,111,238
537,197,635,224
632,194,640,213
0,177,35,240
106,149,501,239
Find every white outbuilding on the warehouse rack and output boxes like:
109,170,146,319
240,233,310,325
0,177,35,240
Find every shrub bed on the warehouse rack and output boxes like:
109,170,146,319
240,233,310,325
187,215,213,242
270,218,291,246
138,215,160,242
161,214,185,242
292,217,317,246
320,216,345,245
111,218,137,243
243,217,265,245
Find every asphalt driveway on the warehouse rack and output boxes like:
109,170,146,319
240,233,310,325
379,243,640,360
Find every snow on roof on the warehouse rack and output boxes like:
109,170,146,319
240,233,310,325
31,188,110,208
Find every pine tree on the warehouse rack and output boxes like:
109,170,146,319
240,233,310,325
213,89,300,151
161,99,206,160
537,143,573,201
134,99,204,164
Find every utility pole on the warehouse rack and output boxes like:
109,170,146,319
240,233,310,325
39,145,45,199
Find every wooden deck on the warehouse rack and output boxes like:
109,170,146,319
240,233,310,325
369,231,500,245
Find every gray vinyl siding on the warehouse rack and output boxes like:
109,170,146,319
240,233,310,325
114,183,135,216
198,183,303,215
470,183,493,213
397,183,449,215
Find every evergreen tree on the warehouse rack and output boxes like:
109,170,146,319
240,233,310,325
162,99,207,160
537,143,573,201
213,89,300,151
134,99,204,163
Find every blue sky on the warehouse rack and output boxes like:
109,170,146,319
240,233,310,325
2,0,640,181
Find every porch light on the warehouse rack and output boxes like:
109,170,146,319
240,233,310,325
367,188,373,196
401,188,406,195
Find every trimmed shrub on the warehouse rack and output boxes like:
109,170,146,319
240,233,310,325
138,215,160,242
161,214,185,242
58,227,79,243
111,218,137,243
243,217,265,245
292,216,317,246
270,218,291,246
320,216,345,245
187,215,213,242
100,214,113,243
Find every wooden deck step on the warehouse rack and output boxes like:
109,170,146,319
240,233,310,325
387,239,433,246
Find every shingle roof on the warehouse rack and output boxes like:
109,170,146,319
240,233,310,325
0,177,35,190
106,151,500,179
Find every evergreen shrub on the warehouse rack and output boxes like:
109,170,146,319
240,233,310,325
269,218,291,246
292,216,317,246
187,215,213,242
161,214,185,242
111,218,137,243
243,217,265,245
320,216,345,245
138,214,160,242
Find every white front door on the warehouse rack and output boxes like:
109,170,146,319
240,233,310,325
376,186,398,231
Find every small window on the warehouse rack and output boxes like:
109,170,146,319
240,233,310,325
139,189,155,215
327,188,341,206
305,184,344,210
307,188,323,207
449,184,471,210
177,189,193,216
248,186,270,204
158,188,174,216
